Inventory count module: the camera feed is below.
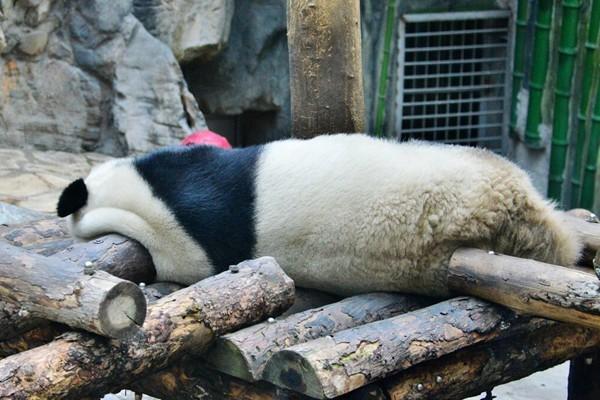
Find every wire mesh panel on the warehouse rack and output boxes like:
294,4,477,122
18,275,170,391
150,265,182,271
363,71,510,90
395,11,511,154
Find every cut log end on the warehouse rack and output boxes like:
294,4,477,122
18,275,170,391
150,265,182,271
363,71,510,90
207,339,253,381
99,281,147,338
263,349,325,399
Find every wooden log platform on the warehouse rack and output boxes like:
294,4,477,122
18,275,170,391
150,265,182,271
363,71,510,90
448,248,600,330
0,242,146,339
380,323,600,400
0,257,294,400
262,297,542,399
204,293,433,381
132,321,600,400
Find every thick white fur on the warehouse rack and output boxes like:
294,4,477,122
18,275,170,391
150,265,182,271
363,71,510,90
70,134,581,297
254,135,581,296
69,158,212,284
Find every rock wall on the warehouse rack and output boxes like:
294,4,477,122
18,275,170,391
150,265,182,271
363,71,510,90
132,0,234,64
0,0,205,155
180,0,291,145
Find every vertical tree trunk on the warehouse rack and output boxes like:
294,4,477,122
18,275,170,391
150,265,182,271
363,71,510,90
287,0,365,137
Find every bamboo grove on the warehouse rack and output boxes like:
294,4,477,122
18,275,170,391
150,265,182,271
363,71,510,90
512,0,600,208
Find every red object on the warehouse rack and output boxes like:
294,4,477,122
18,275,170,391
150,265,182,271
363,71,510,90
181,130,232,149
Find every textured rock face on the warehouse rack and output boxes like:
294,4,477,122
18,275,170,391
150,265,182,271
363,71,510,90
133,0,234,64
0,0,205,155
182,0,291,143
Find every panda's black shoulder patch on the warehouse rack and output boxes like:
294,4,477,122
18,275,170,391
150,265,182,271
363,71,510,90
57,178,88,217
134,145,262,272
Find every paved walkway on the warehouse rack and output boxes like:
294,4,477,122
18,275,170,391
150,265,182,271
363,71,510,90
0,146,571,399
0,147,111,213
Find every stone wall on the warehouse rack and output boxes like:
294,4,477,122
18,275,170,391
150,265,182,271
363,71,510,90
0,0,205,155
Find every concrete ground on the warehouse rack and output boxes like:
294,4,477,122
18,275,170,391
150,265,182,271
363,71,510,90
0,147,572,399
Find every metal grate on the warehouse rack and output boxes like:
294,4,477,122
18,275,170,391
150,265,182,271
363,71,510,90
394,11,512,154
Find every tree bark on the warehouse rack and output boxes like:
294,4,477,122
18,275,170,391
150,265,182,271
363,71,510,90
0,324,65,359
287,0,365,137
0,220,155,340
0,242,147,339
0,218,156,282
132,324,600,400
204,293,432,381
0,283,181,360
0,218,72,256
55,233,155,283
0,257,294,400
382,324,600,400
448,248,600,330
262,297,543,399
568,349,600,400
133,361,311,400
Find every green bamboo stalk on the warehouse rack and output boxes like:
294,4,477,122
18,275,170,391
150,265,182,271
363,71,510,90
547,0,582,203
524,0,555,149
373,0,397,137
580,83,600,209
510,0,531,138
570,0,600,207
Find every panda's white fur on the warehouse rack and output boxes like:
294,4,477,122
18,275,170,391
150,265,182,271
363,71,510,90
62,134,581,297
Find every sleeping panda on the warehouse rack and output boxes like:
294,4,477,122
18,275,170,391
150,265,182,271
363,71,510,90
57,134,581,297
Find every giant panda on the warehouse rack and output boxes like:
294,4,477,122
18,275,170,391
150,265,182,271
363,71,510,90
57,134,581,297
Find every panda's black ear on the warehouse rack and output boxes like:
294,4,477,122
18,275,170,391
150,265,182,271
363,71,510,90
57,178,88,217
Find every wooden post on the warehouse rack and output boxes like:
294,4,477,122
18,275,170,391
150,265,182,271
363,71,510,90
568,350,600,400
287,0,365,137
204,293,432,381
0,257,295,399
0,242,146,339
448,248,600,330
262,297,541,399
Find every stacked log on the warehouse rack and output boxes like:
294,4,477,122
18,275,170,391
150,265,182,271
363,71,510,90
0,257,294,399
262,297,543,398
203,293,433,381
0,242,147,339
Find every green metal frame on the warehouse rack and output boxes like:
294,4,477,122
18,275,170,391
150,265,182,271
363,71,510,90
547,0,582,203
510,0,530,138
373,0,398,137
524,0,555,149
570,0,600,207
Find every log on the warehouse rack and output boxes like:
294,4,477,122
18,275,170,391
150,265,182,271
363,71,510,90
55,233,155,284
132,325,600,400
0,218,72,256
0,283,181,360
0,257,294,400
204,293,432,381
133,361,311,400
0,220,155,340
0,324,65,359
281,288,341,317
287,0,365,137
0,242,147,339
448,248,600,330
262,297,542,399
563,209,600,264
381,324,600,400
0,217,156,282
568,349,600,400
134,360,387,400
